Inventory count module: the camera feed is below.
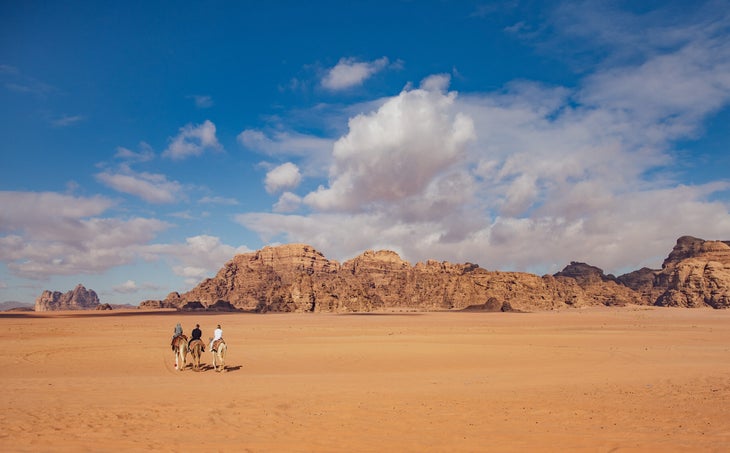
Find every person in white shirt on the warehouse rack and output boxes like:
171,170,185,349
210,324,223,351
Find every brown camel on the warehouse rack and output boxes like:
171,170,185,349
172,335,188,371
211,339,227,372
188,339,205,371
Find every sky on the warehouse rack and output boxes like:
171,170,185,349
1,0,729,306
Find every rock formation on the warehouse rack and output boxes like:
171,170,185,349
554,262,644,307
138,236,730,312
136,246,609,312
35,284,100,311
653,237,730,308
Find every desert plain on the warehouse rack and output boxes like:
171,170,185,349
1,307,729,452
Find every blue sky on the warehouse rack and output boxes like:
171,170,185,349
1,0,729,305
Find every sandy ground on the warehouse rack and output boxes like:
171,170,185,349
1,307,729,452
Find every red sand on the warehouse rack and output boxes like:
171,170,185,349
1,307,729,452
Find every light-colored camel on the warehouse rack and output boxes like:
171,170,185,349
188,339,205,371
172,335,188,371
211,340,226,372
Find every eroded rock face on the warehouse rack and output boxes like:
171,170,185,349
34,284,100,311
141,236,730,312
554,262,617,287
139,299,175,309
555,262,644,307
654,238,730,308
617,267,665,304
153,245,593,312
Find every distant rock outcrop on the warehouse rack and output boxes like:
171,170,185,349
142,244,591,312
35,284,100,311
138,298,176,310
461,297,516,312
616,267,665,305
139,236,730,312
554,262,643,307
653,237,730,308
0,301,33,311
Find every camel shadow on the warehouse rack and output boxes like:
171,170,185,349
197,364,242,372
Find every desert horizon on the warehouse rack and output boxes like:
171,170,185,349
4,2,730,451
2,306,729,451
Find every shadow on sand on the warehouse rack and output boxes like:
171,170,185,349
339,312,424,317
193,364,242,373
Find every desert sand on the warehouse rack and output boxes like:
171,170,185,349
1,307,729,452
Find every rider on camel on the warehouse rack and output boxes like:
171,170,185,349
189,323,203,349
171,322,183,350
210,324,223,352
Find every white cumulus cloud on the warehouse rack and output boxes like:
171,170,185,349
162,120,222,160
238,129,334,160
235,11,730,276
273,192,302,213
321,57,390,90
304,77,475,212
113,280,138,294
265,162,302,194
145,235,251,285
114,142,155,163
95,165,184,204
0,191,170,279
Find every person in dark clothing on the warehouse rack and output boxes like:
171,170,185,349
191,324,202,340
189,324,202,348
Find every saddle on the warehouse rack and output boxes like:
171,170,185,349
188,338,205,351
211,338,224,352
171,334,188,350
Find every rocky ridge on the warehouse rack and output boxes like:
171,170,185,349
35,284,100,312
654,237,730,308
139,236,730,312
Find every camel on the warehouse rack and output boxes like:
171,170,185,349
171,335,188,371
211,339,227,372
188,339,205,371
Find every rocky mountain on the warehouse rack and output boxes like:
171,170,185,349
554,262,644,307
139,236,729,312
653,236,730,308
35,284,100,312
0,301,33,311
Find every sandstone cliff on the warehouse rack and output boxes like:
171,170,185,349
35,284,100,312
555,262,644,307
138,236,730,312
653,237,730,308
135,247,606,312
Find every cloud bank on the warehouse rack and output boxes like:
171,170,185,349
0,192,170,278
0,192,246,283
236,8,730,274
